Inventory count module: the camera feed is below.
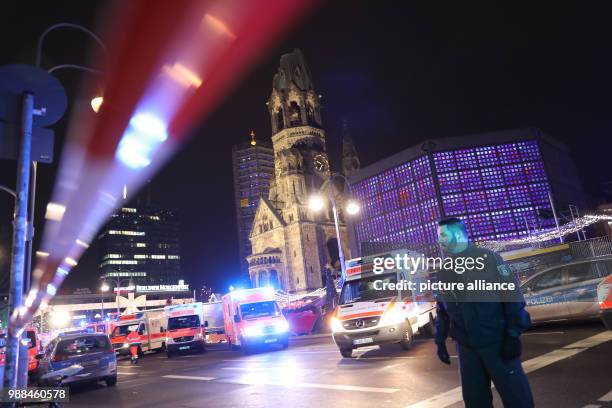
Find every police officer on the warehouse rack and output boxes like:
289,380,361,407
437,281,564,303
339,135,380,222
434,217,534,408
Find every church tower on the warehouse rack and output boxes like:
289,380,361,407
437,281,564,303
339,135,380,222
247,49,348,293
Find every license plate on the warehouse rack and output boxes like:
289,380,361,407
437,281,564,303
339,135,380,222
264,338,277,344
179,346,190,350
353,337,373,345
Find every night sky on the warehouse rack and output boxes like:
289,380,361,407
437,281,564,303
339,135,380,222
1,1,612,294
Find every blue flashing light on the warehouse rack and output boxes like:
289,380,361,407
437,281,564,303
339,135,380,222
116,112,168,169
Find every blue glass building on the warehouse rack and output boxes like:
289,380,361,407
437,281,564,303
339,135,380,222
350,128,585,249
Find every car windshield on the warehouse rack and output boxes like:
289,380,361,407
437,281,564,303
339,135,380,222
339,273,398,304
111,324,137,338
168,315,200,330
55,336,111,358
240,301,279,320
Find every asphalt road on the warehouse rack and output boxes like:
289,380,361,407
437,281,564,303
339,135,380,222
65,322,612,408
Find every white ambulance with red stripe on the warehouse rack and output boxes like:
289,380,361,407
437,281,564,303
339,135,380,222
109,308,167,355
164,303,206,357
331,251,436,358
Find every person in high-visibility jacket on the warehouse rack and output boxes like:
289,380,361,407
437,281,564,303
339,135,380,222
126,326,141,364
598,274,612,330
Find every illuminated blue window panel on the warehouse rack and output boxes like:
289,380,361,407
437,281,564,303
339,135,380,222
363,177,378,198
524,161,547,182
469,212,495,236
486,188,509,209
371,214,386,238
413,156,432,179
423,221,439,243
491,210,515,232
379,169,396,193
416,177,436,200
496,231,519,239
420,198,441,221
481,167,504,188
455,148,478,169
381,189,399,212
364,194,383,218
508,185,531,207
460,169,483,191
405,225,423,244
442,193,465,215
497,143,521,164
464,191,488,213
405,204,422,226
502,164,526,185
398,184,418,206
512,207,537,228
394,162,413,185
475,146,499,167
438,172,461,194
517,140,541,162
386,209,406,232
433,152,456,172
529,183,550,205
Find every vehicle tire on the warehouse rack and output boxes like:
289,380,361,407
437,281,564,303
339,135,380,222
399,323,414,350
106,375,117,387
339,348,353,358
161,342,166,352
166,350,174,358
420,314,435,337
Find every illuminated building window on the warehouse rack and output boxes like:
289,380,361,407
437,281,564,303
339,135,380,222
502,164,526,185
413,156,431,179
508,185,531,207
481,167,504,188
455,148,478,170
442,194,465,215
151,255,166,259
491,210,515,232
460,169,482,192
475,146,498,167
168,255,180,260
108,230,145,236
149,215,160,221
122,208,137,213
433,152,456,172
378,169,396,193
517,141,541,161
136,243,146,248
464,191,488,213
498,143,521,164
134,255,148,259
381,190,399,212
486,188,510,209
438,172,461,194
394,162,413,185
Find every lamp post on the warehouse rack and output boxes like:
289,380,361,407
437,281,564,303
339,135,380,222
308,173,360,286
100,282,110,319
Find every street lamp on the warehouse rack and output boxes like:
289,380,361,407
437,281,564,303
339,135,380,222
100,282,110,319
308,173,360,285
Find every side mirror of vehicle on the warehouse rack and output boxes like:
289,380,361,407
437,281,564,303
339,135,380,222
233,315,240,323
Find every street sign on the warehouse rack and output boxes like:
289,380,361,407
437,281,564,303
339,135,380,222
0,64,67,127
0,123,54,163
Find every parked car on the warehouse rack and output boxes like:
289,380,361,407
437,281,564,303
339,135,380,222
521,257,612,324
36,333,117,387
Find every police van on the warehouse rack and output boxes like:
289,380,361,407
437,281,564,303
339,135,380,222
521,257,612,323
331,251,436,358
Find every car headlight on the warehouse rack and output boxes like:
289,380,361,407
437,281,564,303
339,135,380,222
379,307,405,326
244,325,263,337
275,320,289,333
331,317,344,333
598,283,612,304
122,342,129,349
166,337,173,344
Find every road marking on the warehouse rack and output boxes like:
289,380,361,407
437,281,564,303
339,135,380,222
598,389,612,402
523,331,565,336
582,405,601,408
162,374,216,381
229,379,400,394
117,371,138,376
406,331,612,408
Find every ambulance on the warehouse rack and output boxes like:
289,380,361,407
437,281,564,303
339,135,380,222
164,302,206,357
222,287,289,353
331,251,436,358
0,327,41,375
109,308,167,355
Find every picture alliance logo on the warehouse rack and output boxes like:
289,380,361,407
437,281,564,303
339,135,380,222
372,254,487,274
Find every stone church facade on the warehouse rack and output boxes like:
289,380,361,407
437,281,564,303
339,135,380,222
246,49,353,293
